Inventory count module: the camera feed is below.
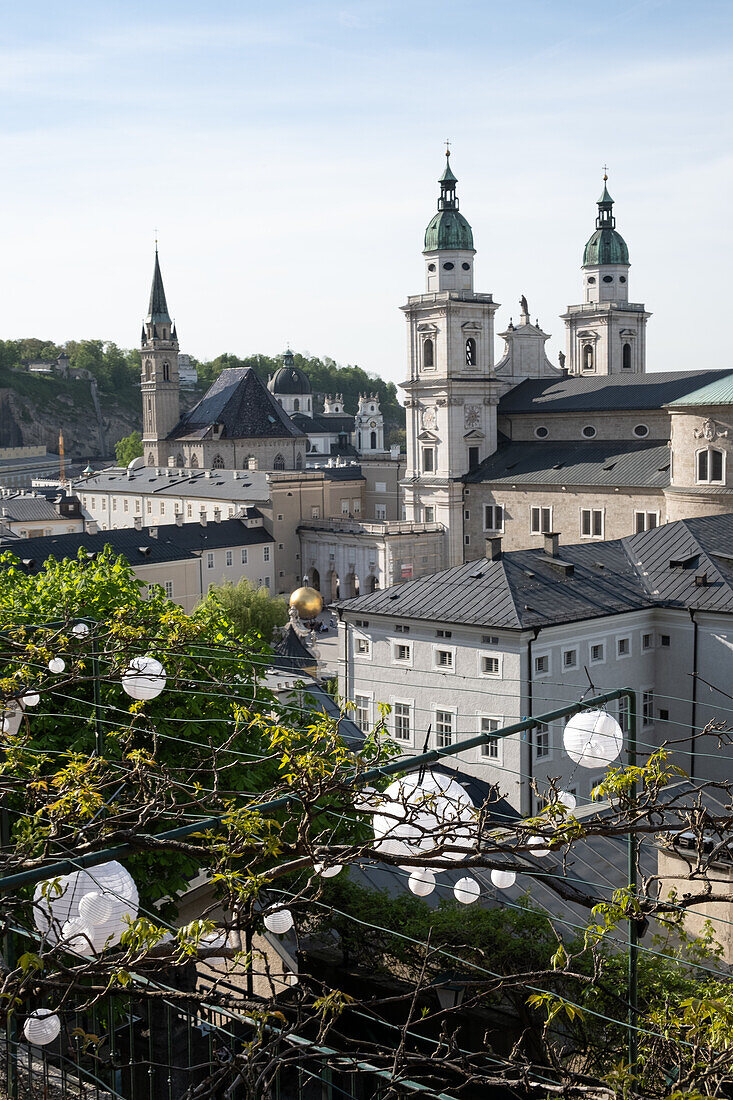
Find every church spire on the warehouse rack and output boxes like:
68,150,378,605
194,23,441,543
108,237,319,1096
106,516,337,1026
595,171,616,229
146,248,171,325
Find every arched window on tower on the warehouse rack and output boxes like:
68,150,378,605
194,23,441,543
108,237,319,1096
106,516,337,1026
163,361,170,381
465,338,477,367
190,454,199,468
296,452,303,469
175,453,184,468
145,360,152,380
273,453,285,470
147,453,155,467
423,338,434,369
293,398,300,412
697,448,725,484
622,343,632,370
370,431,377,449
583,344,594,372
245,455,257,470
212,454,224,469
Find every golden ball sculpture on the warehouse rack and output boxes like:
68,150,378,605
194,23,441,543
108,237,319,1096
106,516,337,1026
289,586,323,619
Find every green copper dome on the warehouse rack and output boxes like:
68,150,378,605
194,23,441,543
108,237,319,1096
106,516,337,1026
582,179,629,267
424,152,474,252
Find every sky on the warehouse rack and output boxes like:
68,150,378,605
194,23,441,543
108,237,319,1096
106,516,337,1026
1,0,732,386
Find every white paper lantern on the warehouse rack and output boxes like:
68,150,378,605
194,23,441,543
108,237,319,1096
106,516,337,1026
48,658,65,674
314,863,342,878
121,656,166,701
34,860,138,949
78,891,115,927
23,692,40,708
1,699,24,735
23,1009,60,1046
408,868,436,897
61,917,95,954
454,876,480,905
563,710,623,770
372,770,477,861
353,785,381,813
527,835,551,858
557,790,577,812
491,869,516,890
72,623,90,638
263,908,294,934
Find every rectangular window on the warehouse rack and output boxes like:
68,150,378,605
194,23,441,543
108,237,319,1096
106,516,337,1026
563,648,577,669
241,548,248,564
112,498,117,511
263,546,270,562
617,636,630,657
146,500,152,514
619,695,631,735
102,498,107,510
635,511,659,533
480,717,501,760
206,552,214,569
481,655,500,676
422,448,435,473
394,624,409,633
660,634,671,647
530,506,552,534
393,702,411,742
468,446,480,470
228,507,234,518
482,634,499,645
355,638,371,656
394,643,411,662
435,710,454,748
484,504,504,532
354,619,370,628
186,503,192,518
164,580,173,598
424,505,435,523
642,690,654,726
590,642,605,663
581,508,603,538
354,695,370,732
123,498,129,512
535,723,551,759
375,504,387,520
436,629,452,638
159,502,165,515
225,550,233,567
642,633,654,651
435,648,453,669
534,654,549,674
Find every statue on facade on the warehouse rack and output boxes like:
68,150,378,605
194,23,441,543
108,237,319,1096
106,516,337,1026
558,351,566,370
520,295,529,317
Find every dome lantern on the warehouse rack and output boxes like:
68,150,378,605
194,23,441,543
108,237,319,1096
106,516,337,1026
582,175,629,268
423,149,474,254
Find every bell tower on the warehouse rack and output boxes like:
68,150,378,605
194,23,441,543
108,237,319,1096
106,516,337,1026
140,248,180,465
400,150,500,567
562,175,650,376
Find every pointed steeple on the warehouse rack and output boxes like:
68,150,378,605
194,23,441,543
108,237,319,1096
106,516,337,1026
146,248,171,325
437,147,458,210
595,172,616,230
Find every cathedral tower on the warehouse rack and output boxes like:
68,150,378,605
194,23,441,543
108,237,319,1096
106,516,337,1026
400,150,500,566
140,249,180,464
562,176,650,375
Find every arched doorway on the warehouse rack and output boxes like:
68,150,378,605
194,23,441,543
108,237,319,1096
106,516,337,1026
330,571,340,602
309,567,321,592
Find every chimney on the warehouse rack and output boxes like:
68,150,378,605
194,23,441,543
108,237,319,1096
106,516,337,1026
544,532,560,558
133,516,143,531
149,526,158,539
175,512,183,527
213,507,221,523
200,510,207,527
87,520,99,535
485,536,502,561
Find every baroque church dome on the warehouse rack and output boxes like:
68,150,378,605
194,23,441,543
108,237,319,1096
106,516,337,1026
424,154,474,252
268,351,312,396
582,182,629,267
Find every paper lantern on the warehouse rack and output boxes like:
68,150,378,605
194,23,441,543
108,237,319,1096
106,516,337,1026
563,710,623,770
353,785,381,813
23,693,40,708
23,1009,60,1046
78,891,115,927
372,770,476,861
34,860,138,949
72,623,90,638
48,658,65,674
121,656,166,701
314,863,342,878
557,790,577,812
408,868,436,897
491,869,516,890
528,836,550,859
263,908,294,934
453,877,480,905
61,918,94,954
1,699,24,735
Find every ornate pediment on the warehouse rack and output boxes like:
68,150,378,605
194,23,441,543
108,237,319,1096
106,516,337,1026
694,417,730,442
463,428,485,440
416,322,439,334
417,429,440,443
461,321,482,332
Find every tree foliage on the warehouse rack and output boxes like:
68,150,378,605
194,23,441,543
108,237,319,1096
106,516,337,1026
114,430,143,465
196,577,289,642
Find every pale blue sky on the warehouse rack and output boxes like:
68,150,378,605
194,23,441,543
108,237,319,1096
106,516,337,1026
1,1,731,382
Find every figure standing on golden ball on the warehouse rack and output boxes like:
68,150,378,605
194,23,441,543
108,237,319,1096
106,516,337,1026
289,586,323,619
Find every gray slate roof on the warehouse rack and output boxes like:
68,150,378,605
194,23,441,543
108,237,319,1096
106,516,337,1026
339,513,733,630
465,439,670,488
75,467,272,503
169,368,304,441
290,412,355,435
498,369,733,414
0,496,62,522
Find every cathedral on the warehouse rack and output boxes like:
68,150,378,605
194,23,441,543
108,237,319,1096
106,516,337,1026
140,259,386,472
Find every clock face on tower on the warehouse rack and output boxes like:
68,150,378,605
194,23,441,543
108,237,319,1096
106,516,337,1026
369,420,377,428
464,404,481,429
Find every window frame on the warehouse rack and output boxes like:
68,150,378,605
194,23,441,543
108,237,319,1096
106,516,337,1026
479,652,502,678
353,692,373,734
580,507,604,539
562,647,578,671
483,503,504,533
634,510,660,534
391,699,413,744
392,641,412,666
478,716,503,764
433,645,456,674
530,505,552,535
533,652,551,677
534,722,553,761
616,635,631,659
642,688,654,727
434,706,456,749
589,640,606,665
354,635,372,660
696,447,725,485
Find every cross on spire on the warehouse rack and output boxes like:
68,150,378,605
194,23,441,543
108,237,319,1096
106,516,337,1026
602,163,608,181
445,139,451,157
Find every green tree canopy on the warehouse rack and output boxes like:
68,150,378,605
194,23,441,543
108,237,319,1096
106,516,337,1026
197,576,289,642
114,430,143,466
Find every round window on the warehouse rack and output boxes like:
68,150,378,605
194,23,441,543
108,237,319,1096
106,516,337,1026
443,261,455,270
461,262,470,270
427,263,436,272
634,424,649,438
535,426,549,439
582,425,597,438
587,276,596,284
603,275,613,283
619,276,627,283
